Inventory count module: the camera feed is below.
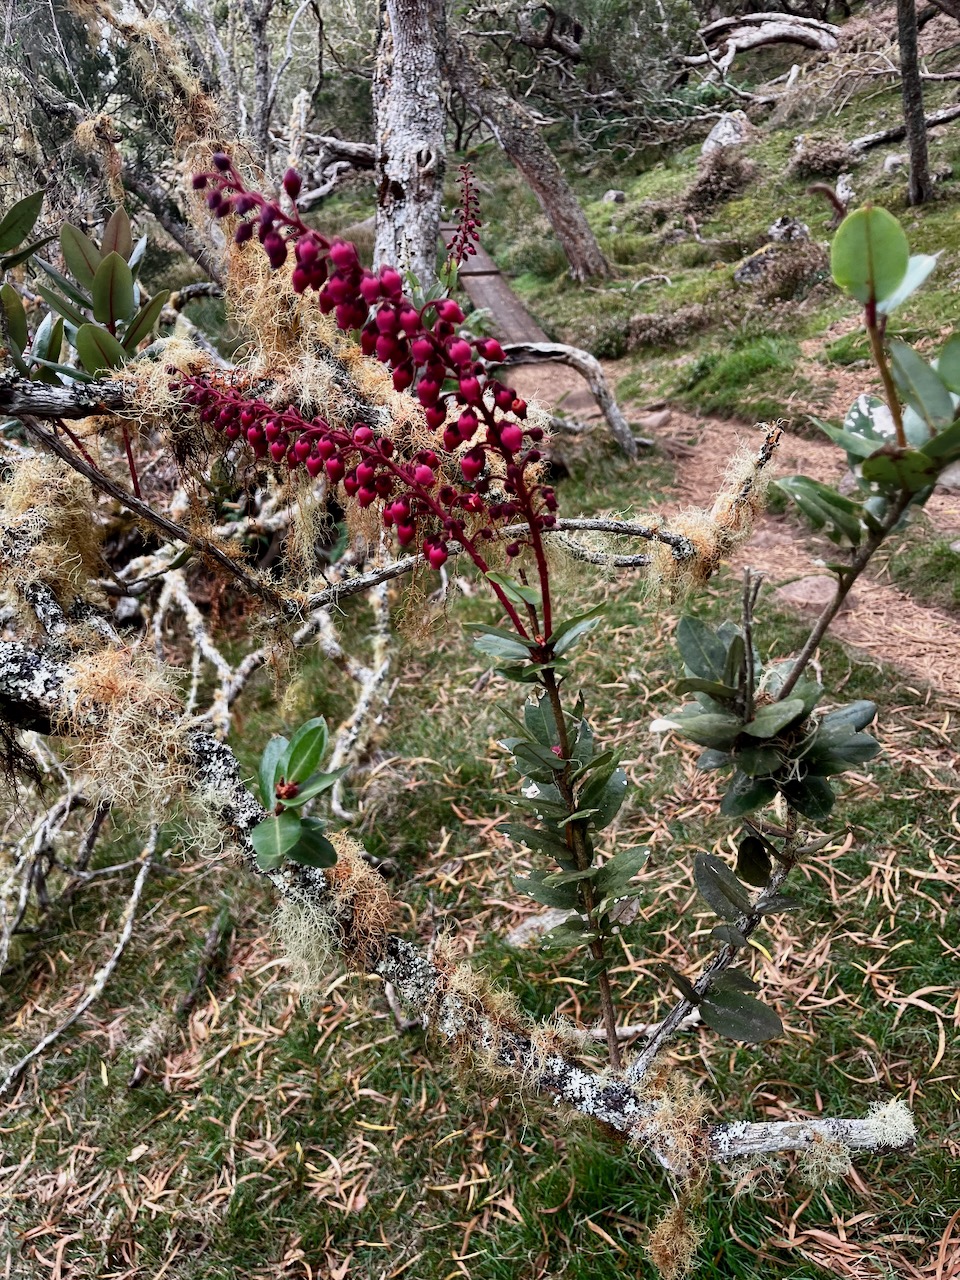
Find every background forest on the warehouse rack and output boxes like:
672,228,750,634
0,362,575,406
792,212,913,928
0,0,959,1278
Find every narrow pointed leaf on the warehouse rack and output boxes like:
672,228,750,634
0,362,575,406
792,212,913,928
101,207,133,260
0,233,56,271
694,852,752,920
34,282,87,328
889,339,953,430
1,282,28,351
287,817,338,868
258,735,290,804
283,717,329,785
92,251,135,325
0,190,44,253
122,289,170,351
61,223,102,290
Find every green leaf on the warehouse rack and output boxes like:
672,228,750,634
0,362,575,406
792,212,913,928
34,282,87,328
498,822,572,862
546,604,605,655
659,963,700,1004
283,717,329,784
675,676,738,700
1,282,28,351
736,835,771,887
570,717,594,770
804,731,880,776
672,708,742,749
579,761,628,830
60,223,102,290
496,663,547,683
755,892,801,915
595,845,649,900
543,866,599,886
472,631,535,661
101,207,133,260
92,251,135,325
700,983,782,1043
697,747,732,771
816,414,887,460
287,817,338,868
937,334,960,394
694,852,752,920
777,475,864,545
818,700,877,738
29,311,62,364
743,698,806,739
889,339,954,431
861,447,938,495
779,775,835,823
676,615,727,681
514,740,566,782
877,252,939,315
723,634,746,691
711,924,748,947
281,767,347,805
28,355,94,383
513,870,579,910
485,570,539,607
830,205,909,305
734,744,782,777
0,190,44,254
128,234,149,277
922,419,960,465
0,233,56,271
35,258,94,310
258,735,290,804
465,621,536,649
121,289,170,351
251,810,302,870
524,694,559,747
720,772,777,817
5,338,30,376
540,918,592,951
75,323,128,375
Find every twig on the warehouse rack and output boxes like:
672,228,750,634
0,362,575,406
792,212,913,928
0,827,156,1099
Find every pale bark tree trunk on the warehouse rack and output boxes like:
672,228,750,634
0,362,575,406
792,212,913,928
897,0,933,205
373,0,448,288
446,45,609,283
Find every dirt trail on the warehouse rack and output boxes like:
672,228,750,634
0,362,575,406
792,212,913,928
508,356,960,698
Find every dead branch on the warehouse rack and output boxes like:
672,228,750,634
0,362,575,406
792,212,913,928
849,101,960,150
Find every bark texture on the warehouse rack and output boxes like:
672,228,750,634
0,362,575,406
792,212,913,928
446,45,610,283
373,0,448,287
897,0,933,204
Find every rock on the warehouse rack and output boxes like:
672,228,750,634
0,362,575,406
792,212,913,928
767,216,809,243
950,540,960,555
836,172,856,206
505,907,572,948
883,153,907,174
701,111,753,155
734,245,777,285
602,189,626,203
777,576,840,609
935,460,960,492
837,468,858,497
636,408,673,431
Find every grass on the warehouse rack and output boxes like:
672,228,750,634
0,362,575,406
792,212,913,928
3,432,959,1279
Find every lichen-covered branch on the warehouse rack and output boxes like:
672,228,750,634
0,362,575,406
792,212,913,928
0,640,915,1172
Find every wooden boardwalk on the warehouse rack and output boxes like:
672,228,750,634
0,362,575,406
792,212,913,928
440,226,549,344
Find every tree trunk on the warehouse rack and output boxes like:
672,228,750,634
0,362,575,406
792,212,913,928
897,0,933,205
446,45,609,283
373,0,447,288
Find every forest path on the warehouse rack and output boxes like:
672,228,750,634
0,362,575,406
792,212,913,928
450,245,959,694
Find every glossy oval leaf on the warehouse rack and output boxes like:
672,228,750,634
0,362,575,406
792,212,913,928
283,717,329,785
92,251,135,326
743,697,806,739
0,190,44,254
61,223,102,290
258,734,290,803
75,323,128,375
694,851,752,920
877,252,939,315
251,810,302,870
282,767,348,805
889,339,953,431
937,335,960,394
831,205,909,306
287,817,338,868
720,771,777,817
676,615,727,681
736,835,771,887
700,985,782,1043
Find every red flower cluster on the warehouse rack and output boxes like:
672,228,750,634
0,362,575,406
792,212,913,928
185,154,560,632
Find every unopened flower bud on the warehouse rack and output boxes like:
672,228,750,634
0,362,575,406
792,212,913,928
212,152,231,171
500,424,524,453
283,168,302,199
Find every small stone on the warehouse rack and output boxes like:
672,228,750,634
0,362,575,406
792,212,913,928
836,172,856,206
883,153,907,174
776,576,841,609
602,189,626,203
950,540,960,555
935,460,960,492
837,469,858,497
701,111,753,154
636,408,673,431
767,216,809,243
